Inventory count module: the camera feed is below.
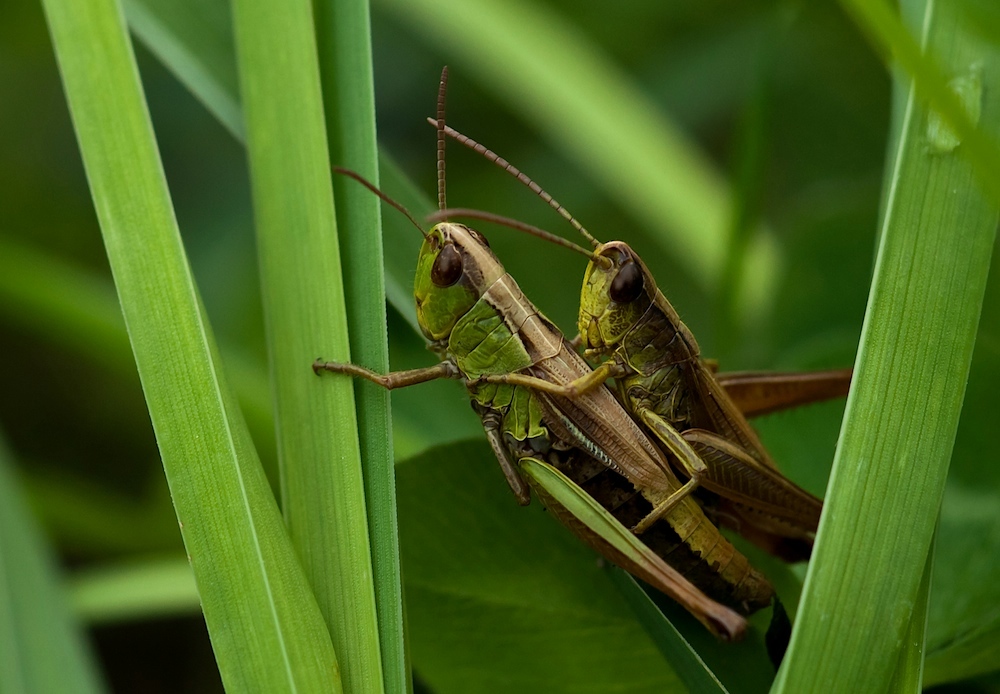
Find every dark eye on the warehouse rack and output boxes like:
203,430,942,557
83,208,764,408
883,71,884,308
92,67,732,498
431,243,463,287
609,260,643,303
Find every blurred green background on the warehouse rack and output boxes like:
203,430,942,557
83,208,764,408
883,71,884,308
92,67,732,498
1,0,998,691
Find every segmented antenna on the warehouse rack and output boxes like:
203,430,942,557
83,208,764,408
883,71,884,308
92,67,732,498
428,119,601,249
333,166,427,239
429,207,606,264
436,67,449,214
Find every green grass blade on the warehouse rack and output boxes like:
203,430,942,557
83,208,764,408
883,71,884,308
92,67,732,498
887,535,933,692
315,1,406,690
71,556,199,625
229,0,384,691
124,0,423,337
520,458,779,692
0,435,107,694
375,0,781,317
771,1,1000,690
608,566,782,694
42,0,342,690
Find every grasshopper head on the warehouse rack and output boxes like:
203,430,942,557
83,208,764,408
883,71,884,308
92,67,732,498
414,222,506,342
578,241,654,352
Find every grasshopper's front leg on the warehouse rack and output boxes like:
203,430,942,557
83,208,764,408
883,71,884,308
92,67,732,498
468,360,625,399
313,359,461,389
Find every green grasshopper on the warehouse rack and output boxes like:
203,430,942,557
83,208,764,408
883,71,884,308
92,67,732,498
433,124,852,562
315,69,779,640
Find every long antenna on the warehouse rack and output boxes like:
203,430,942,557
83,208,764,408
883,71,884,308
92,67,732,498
436,67,449,214
428,119,601,249
429,208,609,266
333,166,427,239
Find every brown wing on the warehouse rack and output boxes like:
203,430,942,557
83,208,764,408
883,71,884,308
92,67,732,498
682,429,823,529
690,362,781,470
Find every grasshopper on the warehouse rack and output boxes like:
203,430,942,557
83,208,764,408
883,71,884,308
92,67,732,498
433,124,852,561
315,69,780,640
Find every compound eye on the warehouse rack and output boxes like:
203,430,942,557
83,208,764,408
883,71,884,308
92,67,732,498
609,260,643,303
431,243,463,287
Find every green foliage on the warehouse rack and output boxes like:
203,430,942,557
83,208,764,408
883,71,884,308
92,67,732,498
40,0,346,690
1,0,998,690
0,436,106,693
396,441,681,694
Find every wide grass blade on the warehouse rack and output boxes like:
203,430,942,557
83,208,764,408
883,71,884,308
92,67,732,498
314,1,406,689
0,435,106,694
229,0,384,690
42,0,342,690
772,1,999,690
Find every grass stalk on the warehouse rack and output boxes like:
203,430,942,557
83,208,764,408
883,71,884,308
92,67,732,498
43,0,342,689
772,1,999,689
230,0,385,690
314,1,407,689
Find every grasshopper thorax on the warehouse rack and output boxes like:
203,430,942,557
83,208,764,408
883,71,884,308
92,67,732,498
578,241,654,352
415,222,506,342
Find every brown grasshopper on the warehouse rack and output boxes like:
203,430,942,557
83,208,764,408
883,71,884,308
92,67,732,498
433,123,851,562
314,68,784,640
